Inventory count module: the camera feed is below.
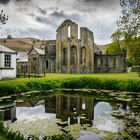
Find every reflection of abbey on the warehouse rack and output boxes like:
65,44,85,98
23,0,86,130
0,94,129,126
17,19,126,74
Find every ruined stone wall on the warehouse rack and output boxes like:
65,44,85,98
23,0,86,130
94,53,126,73
17,62,28,74
129,66,140,72
56,19,94,73
28,50,45,74
45,40,56,73
80,27,94,73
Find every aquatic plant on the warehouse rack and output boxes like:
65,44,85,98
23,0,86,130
0,121,24,140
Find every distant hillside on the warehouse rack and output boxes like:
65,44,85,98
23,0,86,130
94,44,108,54
0,37,108,53
0,38,45,52
97,44,108,54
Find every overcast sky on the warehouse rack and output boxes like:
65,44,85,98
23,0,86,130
0,0,121,45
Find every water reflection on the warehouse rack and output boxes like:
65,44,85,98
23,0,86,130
0,92,139,133
0,100,16,122
16,105,56,121
93,102,123,132
56,96,94,126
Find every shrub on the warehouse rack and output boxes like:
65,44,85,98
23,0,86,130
0,77,140,96
61,78,83,89
101,79,120,90
125,80,140,92
26,80,60,91
0,85,18,96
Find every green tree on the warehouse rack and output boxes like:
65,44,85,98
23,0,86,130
111,30,123,47
32,40,36,44
117,0,140,39
106,42,122,55
106,30,123,55
7,34,12,39
0,10,8,25
126,37,140,66
116,0,140,66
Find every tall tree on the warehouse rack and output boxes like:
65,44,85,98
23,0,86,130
117,0,140,40
117,0,140,66
106,42,122,55
0,10,8,25
111,30,123,47
106,30,123,55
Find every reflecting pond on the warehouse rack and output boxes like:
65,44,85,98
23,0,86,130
0,90,140,139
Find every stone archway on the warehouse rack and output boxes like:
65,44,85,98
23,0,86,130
71,46,77,65
81,47,86,65
70,46,77,73
62,48,67,65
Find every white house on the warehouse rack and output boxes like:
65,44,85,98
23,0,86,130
0,45,16,80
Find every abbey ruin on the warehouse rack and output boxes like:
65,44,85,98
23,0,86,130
17,19,126,74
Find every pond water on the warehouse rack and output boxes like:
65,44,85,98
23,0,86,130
0,90,139,139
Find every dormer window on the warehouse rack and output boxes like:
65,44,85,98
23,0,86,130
4,54,11,68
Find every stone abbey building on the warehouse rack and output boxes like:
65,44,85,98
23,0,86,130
17,19,126,74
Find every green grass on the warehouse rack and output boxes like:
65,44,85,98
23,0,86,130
0,73,139,85
0,73,140,96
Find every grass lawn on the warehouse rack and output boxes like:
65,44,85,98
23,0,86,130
0,73,139,86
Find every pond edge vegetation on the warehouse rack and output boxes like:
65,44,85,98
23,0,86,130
0,76,140,96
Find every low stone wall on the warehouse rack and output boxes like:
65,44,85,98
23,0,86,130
129,66,140,72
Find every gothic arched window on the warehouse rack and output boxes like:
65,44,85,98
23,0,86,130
81,47,86,65
46,60,48,68
62,48,67,65
113,58,116,67
71,46,77,65
68,25,71,38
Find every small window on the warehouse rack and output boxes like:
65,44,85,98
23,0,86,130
4,54,11,68
33,57,36,61
113,58,116,67
105,57,108,67
68,25,71,38
46,60,48,68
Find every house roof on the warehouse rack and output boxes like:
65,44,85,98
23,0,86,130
17,52,28,63
34,47,45,55
0,44,16,53
28,47,45,55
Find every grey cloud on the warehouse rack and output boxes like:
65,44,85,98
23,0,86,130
0,27,55,40
82,0,117,5
35,10,81,26
16,0,31,2
83,0,99,3
74,0,120,12
50,10,81,21
0,0,121,44
35,16,57,27
0,0,10,5
37,7,47,15
36,17,51,24
51,10,65,18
